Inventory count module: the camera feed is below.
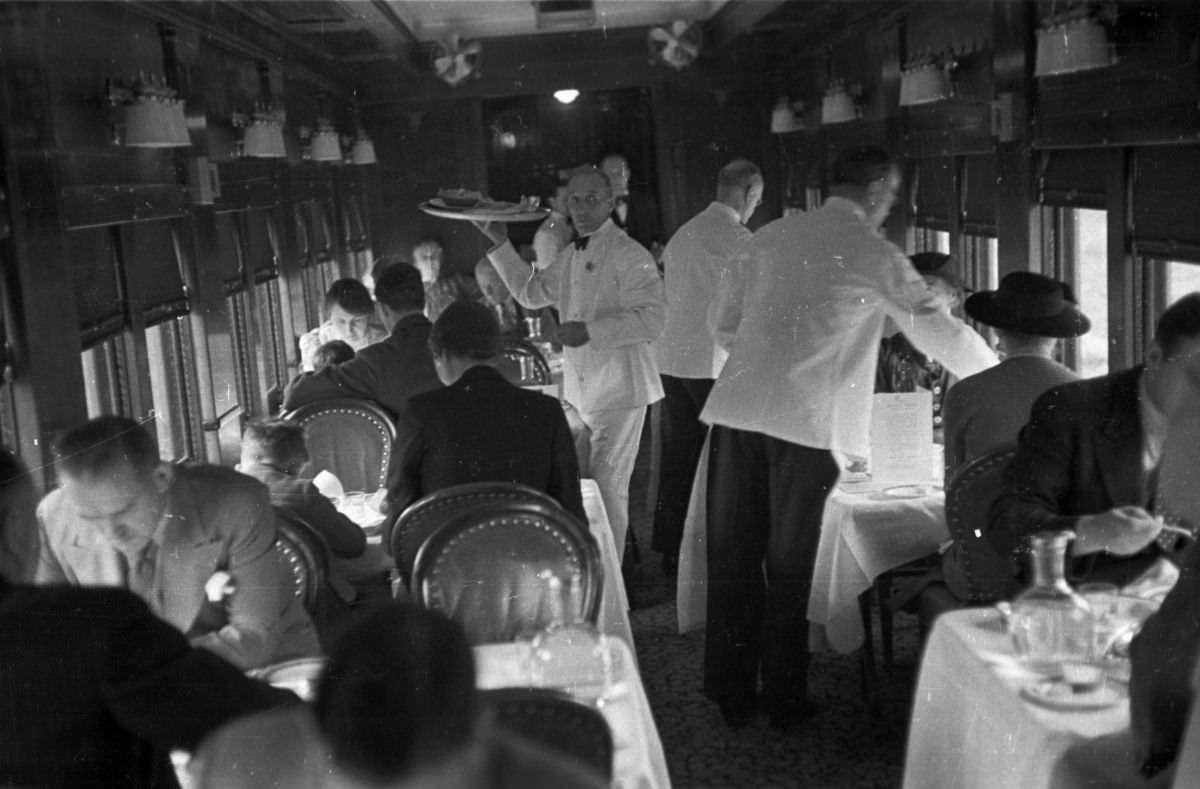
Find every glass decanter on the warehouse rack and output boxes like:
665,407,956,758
528,572,614,701
1007,530,1095,670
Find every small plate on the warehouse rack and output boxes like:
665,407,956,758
1020,678,1124,711
881,484,939,499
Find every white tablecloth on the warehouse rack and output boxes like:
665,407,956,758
475,639,671,789
582,479,635,650
676,441,947,650
807,481,947,653
904,608,1129,789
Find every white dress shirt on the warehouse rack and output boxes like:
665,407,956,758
701,197,997,457
654,202,750,379
488,219,666,413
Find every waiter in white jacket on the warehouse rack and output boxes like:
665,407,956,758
699,145,997,730
472,166,665,559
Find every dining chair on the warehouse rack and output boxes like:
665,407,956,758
412,498,603,645
500,339,552,386
388,481,563,590
280,398,396,494
274,516,331,616
480,687,614,782
942,446,1021,604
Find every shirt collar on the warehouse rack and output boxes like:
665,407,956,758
709,201,742,224
578,218,616,243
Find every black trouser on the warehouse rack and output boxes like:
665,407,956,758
651,375,714,557
703,426,839,715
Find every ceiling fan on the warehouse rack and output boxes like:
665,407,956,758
648,19,703,70
432,34,483,86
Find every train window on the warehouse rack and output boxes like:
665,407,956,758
80,335,130,418
1164,261,1200,307
963,235,1000,293
145,317,199,461
1060,208,1110,377
914,228,950,254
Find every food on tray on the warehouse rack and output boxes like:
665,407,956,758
436,188,485,208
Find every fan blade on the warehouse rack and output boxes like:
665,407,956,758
671,19,690,37
649,27,671,44
461,40,482,56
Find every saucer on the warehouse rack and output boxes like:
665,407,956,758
1020,677,1124,711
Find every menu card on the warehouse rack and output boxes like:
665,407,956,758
869,392,933,484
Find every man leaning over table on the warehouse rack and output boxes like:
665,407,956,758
987,293,1200,587
470,165,665,559
651,157,763,577
699,145,997,730
36,415,320,671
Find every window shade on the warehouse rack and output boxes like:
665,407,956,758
294,207,313,268
345,193,367,252
119,221,189,327
310,200,334,263
1039,149,1105,208
214,213,246,296
66,227,124,346
962,154,997,236
240,209,280,284
913,158,955,230
1132,145,1200,261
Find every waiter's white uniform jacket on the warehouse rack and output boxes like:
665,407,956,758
654,201,751,380
701,196,997,457
487,219,665,413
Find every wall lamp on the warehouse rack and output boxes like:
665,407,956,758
1034,5,1116,77
899,53,954,106
821,80,861,125
107,72,189,148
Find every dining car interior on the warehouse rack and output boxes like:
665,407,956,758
5,0,1200,787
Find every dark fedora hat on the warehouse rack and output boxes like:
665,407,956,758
965,271,1091,338
910,252,964,291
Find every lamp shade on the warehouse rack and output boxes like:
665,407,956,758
770,97,804,133
244,122,287,158
899,63,953,106
821,86,857,125
350,136,377,165
1034,16,1113,77
310,129,342,162
123,98,190,148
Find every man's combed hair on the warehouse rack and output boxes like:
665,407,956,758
373,262,426,313
568,164,612,192
717,158,762,192
53,416,160,479
323,279,374,318
831,145,896,188
428,300,502,361
1155,292,1200,359
314,605,477,783
241,418,308,471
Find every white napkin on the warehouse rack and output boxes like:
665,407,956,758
312,470,344,501
1120,557,1180,602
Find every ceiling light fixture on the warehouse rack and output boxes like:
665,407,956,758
554,89,580,105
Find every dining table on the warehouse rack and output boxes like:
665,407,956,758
676,436,948,654
581,478,636,649
475,638,671,789
903,607,1134,789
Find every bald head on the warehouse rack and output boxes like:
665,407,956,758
716,159,764,225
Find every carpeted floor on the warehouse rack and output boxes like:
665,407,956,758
625,422,922,789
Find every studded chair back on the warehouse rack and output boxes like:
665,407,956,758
389,481,562,590
281,398,396,494
501,339,552,386
943,447,1021,602
481,687,613,781
413,498,602,645
273,517,331,615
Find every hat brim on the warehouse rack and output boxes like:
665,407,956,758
922,269,965,291
964,292,1091,338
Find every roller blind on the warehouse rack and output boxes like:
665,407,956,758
1132,145,1200,261
310,200,334,263
913,157,954,230
962,154,997,236
214,213,246,296
1039,149,1105,208
241,209,280,284
119,221,189,327
66,226,124,347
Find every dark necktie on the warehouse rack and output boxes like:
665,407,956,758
124,544,160,610
573,235,590,251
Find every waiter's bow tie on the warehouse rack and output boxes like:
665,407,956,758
573,235,591,251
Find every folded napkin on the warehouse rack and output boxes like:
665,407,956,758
1121,558,1180,602
312,470,344,501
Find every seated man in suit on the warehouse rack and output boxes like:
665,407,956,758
298,278,388,372
0,446,297,789
943,271,1089,478
283,262,443,417
988,293,1200,585
36,416,320,670
386,300,584,528
191,603,606,789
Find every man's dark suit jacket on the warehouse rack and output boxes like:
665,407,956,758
282,314,442,417
386,365,584,529
989,366,1160,582
612,189,662,253
0,580,294,789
